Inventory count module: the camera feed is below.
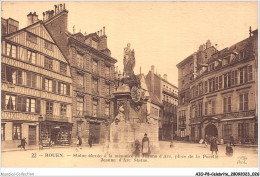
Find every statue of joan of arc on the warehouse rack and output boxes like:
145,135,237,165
123,43,135,77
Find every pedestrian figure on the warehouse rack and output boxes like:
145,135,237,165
170,140,174,148
18,137,27,150
210,136,218,155
230,135,235,146
226,143,233,157
133,140,141,157
77,136,82,149
142,133,150,157
204,135,209,148
88,134,93,148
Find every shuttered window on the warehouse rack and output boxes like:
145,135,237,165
222,124,232,139
60,104,67,116
218,75,222,89
105,65,110,77
76,53,84,69
105,103,110,117
6,66,17,84
6,43,17,58
92,78,98,93
46,102,53,115
44,57,53,70
27,72,36,88
44,78,53,92
1,124,5,141
2,64,6,82
239,93,249,111
13,124,22,140
60,62,67,74
93,100,98,117
5,94,16,110
92,59,98,73
76,97,83,116
26,98,36,113
27,50,36,64
59,82,67,95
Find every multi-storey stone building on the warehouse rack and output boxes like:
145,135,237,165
43,4,117,145
176,40,217,140
178,29,258,144
145,65,178,140
1,13,73,149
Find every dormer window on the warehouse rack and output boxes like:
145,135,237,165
209,63,215,71
223,56,230,65
44,41,54,51
26,32,37,44
92,40,98,49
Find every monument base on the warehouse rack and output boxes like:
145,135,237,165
106,119,160,155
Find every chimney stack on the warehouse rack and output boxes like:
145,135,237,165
54,5,57,15
206,40,211,49
151,65,155,73
99,26,108,51
27,12,39,26
103,26,106,36
150,65,155,93
163,74,167,81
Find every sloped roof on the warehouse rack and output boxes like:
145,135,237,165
149,91,163,107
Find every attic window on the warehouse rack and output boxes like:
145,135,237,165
92,40,98,49
44,40,54,51
26,32,37,44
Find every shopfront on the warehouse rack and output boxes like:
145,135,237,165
40,121,72,146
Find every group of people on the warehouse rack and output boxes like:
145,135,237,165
133,133,151,157
77,134,94,148
204,135,234,156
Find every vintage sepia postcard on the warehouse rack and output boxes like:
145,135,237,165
0,1,259,173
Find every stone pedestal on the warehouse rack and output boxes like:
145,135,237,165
106,83,160,155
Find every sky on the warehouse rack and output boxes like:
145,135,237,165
1,1,258,86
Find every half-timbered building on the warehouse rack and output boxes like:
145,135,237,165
1,14,72,149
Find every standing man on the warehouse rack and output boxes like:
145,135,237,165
142,133,150,157
210,136,218,155
88,134,93,148
77,136,82,147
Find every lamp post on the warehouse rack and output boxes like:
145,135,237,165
38,115,43,150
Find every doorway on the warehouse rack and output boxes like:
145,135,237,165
28,126,36,145
89,122,100,144
205,124,218,137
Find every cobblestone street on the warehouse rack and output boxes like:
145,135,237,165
2,141,258,167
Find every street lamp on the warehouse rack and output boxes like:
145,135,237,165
38,115,43,150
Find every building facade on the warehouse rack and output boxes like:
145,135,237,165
43,4,117,145
145,65,178,140
176,40,217,140
1,14,73,149
177,29,258,144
